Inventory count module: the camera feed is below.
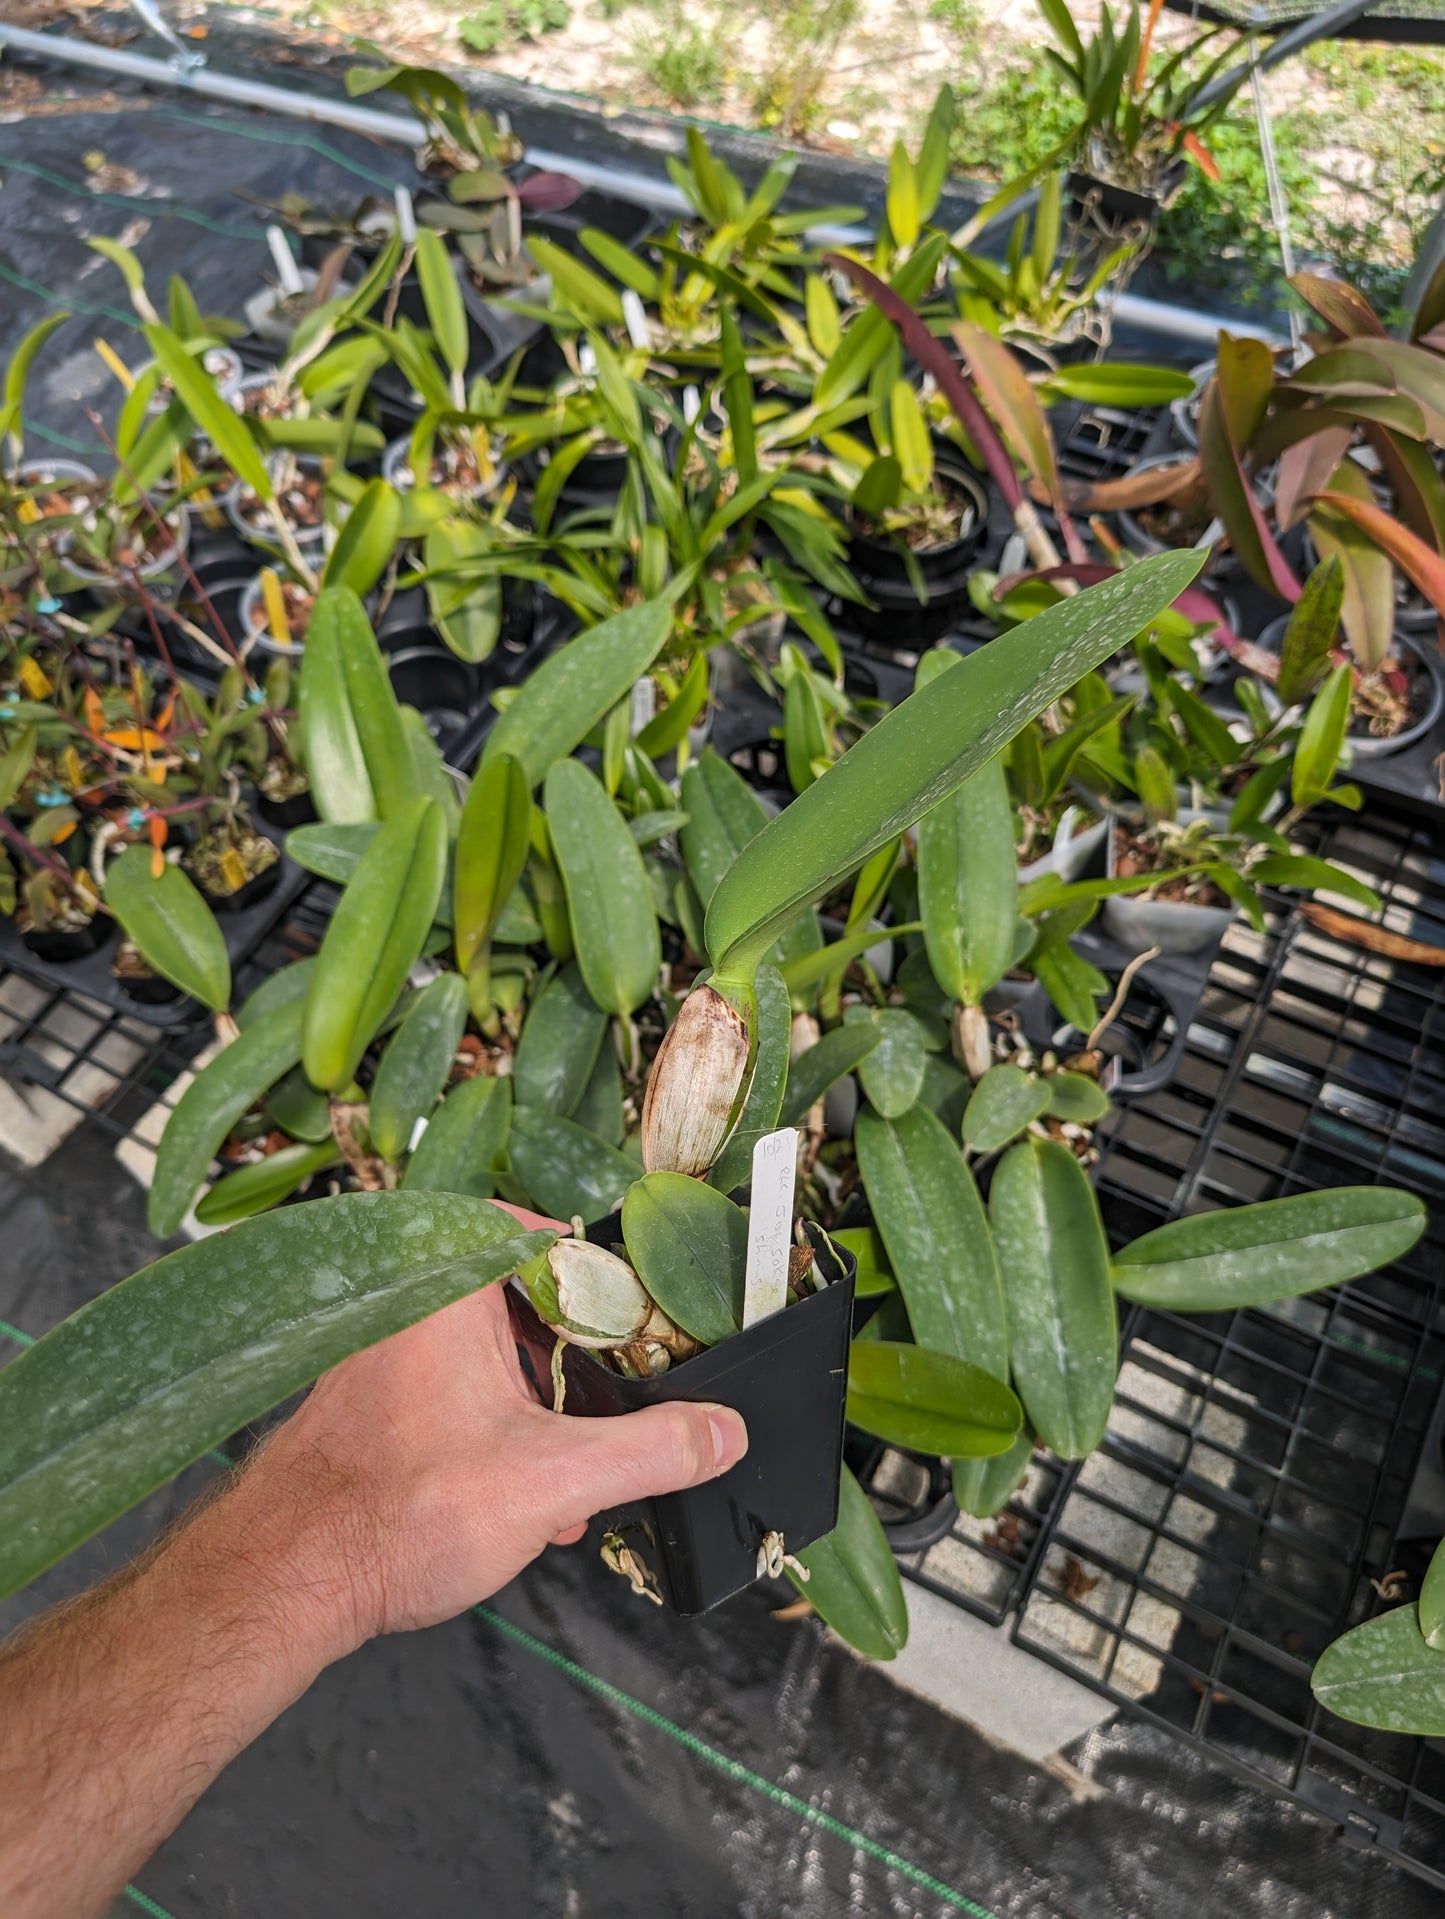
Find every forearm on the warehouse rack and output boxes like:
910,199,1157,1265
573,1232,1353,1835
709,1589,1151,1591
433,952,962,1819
0,1457,357,1919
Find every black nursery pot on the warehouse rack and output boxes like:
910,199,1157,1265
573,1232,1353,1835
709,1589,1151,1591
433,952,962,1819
21,914,113,964
255,786,316,832
507,1224,857,1615
846,463,989,646
191,846,283,916
386,643,479,758
118,967,182,1006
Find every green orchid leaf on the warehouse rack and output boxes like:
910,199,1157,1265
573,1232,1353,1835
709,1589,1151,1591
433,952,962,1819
508,1106,635,1220
953,1424,1035,1520
403,1073,512,1198
194,1140,342,1225
1112,1187,1426,1311
856,1103,1008,1381
105,845,230,1012
621,1172,749,1347
149,997,305,1237
847,1340,1022,1458
1291,662,1353,810
512,962,607,1117
455,750,530,977
778,1023,882,1129
962,1063,1050,1154
0,1193,555,1602
368,971,469,1162
991,1138,1117,1460
143,321,270,499
1311,1604,1445,1735
679,750,821,969
544,757,660,1019
706,554,1204,985
302,797,447,1091
321,477,402,600
1422,1537,1445,1650
300,588,413,824
413,227,469,381
789,1464,909,1660
264,1064,332,1144
1043,1070,1112,1126
708,963,790,1195
570,1033,624,1147
237,957,315,1030
845,1005,928,1120
482,598,672,789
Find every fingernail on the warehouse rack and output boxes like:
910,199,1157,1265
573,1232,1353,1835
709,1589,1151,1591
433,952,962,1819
703,1404,747,1473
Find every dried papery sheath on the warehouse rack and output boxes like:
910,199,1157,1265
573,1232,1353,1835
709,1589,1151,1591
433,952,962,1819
544,1239,655,1348
640,983,750,1176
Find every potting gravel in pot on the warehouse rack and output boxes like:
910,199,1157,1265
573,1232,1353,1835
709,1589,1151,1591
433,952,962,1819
182,821,282,914
846,454,989,646
1254,615,1445,760
1103,812,1237,954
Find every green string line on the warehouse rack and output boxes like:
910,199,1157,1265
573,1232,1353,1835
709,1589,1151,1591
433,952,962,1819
475,1606,999,1919
150,105,403,191
25,420,101,455
0,259,139,328
0,154,264,241
122,1885,178,1919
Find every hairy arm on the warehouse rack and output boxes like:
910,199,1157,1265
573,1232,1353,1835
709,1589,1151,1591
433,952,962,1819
0,1205,747,1919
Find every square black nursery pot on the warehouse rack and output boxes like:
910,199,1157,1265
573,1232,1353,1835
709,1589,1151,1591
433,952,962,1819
507,1223,857,1615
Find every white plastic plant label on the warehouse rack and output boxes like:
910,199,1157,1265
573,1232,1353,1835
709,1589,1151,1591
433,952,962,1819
743,1126,799,1329
630,675,657,736
265,225,304,297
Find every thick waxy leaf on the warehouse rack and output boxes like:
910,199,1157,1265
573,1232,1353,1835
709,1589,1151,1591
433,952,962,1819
237,957,315,1029
299,589,413,824
778,1023,881,1128
1313,483,1445,628
265,1064,332,1143
455,751,530,977
844,1005,928,1120
1197,382,1300,603
708,964,790,1195
706,554,1204,984
847,1341,1022,1457
0,1193,555,1601
321,477,402,599
403,1073,511,1198
789,1464,909,1661
482,598,672,788
544,758,660,1018
1291,663,1352,810
425,521,504,664
1276,556,1344,706
991,1139,1117,1460
1422,1538,1445,1650
414,227,468,380
144,321,270,498
571,1036,624,1146
1311,1605,1445,1735
830,1225,891,1279
149,997,305,1237
194,1141,342,1224
105,846,230,1011
680,750,820,968
962,1064,1050,1154
917,731,1017,1011
1112,1188,1425,1311
1043,1070,1111,1127
1251,855,1380,913
1308,462,1395,671
368,971,469,1161
512,962,607,1117
856,1104,1008,1381
953,1424,1035,1520
621,1172,749,1347
302,798,447,1091
285,821,381,885
508,1106,635,1220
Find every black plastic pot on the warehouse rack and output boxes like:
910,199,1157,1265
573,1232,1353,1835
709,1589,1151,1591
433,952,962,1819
507,1222,857,1614
846,462,989,646
21,914,113,964
117,964,183,1006
387,642,481,757
255,783,316,832
187,842,283,915
1066,161,1183,227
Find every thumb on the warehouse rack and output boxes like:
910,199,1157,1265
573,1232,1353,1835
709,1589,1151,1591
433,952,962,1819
534,1400,748,1535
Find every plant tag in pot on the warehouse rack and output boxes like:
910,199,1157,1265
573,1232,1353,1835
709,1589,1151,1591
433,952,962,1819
743,1126,798,1329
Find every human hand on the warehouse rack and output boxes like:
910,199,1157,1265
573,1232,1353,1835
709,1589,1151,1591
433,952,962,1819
229,1201,748,1656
